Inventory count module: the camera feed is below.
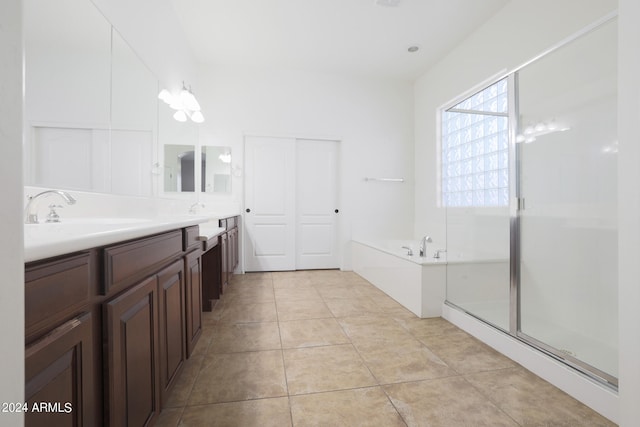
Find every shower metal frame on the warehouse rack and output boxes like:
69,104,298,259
445,10,619,390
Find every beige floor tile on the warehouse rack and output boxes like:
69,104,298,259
178,398,292,427
222,286,275,304
283,344,377,394
356,339,457,384
274,287,322,302
189,328,215,358
155,407,183,427
324,297,381,317
208,322,281,353
165,354,205,408
279,317,349,348
394,316,461,340
338,315,416,345
464,367,616,426
384,376,518,427
290,387,405,427
216,301,278,324
422,330,516,374
316,284,366,300
275,299,333,321
188,350,287,405
272,276,315,288
231,272,272,284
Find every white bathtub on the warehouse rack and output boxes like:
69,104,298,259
351,239,446,318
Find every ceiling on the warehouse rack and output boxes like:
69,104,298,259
170,0,509,81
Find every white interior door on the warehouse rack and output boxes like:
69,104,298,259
296,139,339,269
244,136,296,271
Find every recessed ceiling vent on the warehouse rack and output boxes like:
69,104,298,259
374,0,401,7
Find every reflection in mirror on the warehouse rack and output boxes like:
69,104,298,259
203,147,232,193
110,29,158,196
164,145,196,192
24,0,160,197
25,0,111,191
159,97,199,193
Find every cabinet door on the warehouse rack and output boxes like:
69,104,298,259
157,259,186,404
25,312,95,427
104,276,160,427
232,226,239,271
201,243,222,311
185,251,203,357
220,232,229,291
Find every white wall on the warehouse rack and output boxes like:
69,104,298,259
197,64,415,269
0,0,24,425
617,0,640,424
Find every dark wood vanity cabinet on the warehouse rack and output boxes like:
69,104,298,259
25,312,95,427
25,223,231,426
102,232,187,426
25,252,99,427
218,216,239,293
104,275,160,427
185,249,203,357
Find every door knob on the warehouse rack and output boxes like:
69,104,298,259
246,208,251,213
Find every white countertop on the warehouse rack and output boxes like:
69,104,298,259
24,215,212,262
197,224,227,242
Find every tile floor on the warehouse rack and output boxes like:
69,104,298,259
156,270,615,427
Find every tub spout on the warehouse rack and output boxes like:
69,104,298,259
419,235,432,257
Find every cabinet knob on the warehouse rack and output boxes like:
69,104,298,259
334,209,339,213
246,208,251,213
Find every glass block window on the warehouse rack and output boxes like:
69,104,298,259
441,78,509,207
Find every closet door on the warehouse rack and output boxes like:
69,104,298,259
296,139,339,269
244,136,296,271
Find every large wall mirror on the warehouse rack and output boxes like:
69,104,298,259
24,0,158,197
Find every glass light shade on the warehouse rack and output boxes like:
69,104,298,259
158,89,172,104
169,97,184,111
173,110,187,122
180,89,201,111
191,110,204,123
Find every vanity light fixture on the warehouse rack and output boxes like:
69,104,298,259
158,82,205,123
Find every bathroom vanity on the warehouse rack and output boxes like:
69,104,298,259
24,215,239,426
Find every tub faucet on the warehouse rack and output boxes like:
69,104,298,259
419,235,432,257
25,190,76,224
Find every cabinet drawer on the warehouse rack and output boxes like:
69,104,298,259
25,252,91,340
103,231,182,295
183,226,200,252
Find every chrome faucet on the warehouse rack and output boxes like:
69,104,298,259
189,203,205,214
433,249,447,259
401,246,413,256
25,190,76,224
419,235,432,257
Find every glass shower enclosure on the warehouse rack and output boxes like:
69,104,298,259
444,16,618,386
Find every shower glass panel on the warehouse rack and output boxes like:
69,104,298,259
516,19,618,382
443,79,511,331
